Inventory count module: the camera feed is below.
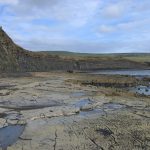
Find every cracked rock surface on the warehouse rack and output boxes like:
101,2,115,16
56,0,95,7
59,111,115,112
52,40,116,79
0,72,149,150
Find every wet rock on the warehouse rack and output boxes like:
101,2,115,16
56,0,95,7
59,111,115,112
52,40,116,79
7,119,19,125
0,110,26,126
0,113,7,119
22,106,80,121
0,90,10,96
0,84,16,90
0,118,6,128
80,104,94,111
75,99,104,111
96,128,113,136
4,112,21,120
17,120,27,125
0,108,8,120
0,108,8,113
82,81,136,88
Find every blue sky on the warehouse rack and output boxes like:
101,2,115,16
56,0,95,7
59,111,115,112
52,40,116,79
0,0,150,53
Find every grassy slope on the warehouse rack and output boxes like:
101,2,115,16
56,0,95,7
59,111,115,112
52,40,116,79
123,55,150,62
43,51,150,62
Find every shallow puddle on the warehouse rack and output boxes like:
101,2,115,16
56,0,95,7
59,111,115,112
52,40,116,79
79,108,104,117
78,102,126,117
71,92,86,97
103,103,126,111
130,86,150,96
0,125,25,150
89,69,150,76
74,99,93,108
74,99,126,117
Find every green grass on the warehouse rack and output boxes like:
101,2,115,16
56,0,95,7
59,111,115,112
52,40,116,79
42,51,150,62
124,55,150,62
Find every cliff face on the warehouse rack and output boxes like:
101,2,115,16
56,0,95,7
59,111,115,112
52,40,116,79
0,27,78,72
0,27,20,72
0,27,149,72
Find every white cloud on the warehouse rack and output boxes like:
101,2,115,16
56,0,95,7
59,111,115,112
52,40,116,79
99,25,114,33
103,4,123,18
117,19,150,31
1,0,150,53
0,0,18,5
10,0,100,27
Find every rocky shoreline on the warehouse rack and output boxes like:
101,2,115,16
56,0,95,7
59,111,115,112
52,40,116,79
0,72,149,150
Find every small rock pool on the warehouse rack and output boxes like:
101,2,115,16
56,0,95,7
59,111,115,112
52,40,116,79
70,92,86,98
130,86,150,96
89,69,150,76
0,125,25,150
74,99,127,117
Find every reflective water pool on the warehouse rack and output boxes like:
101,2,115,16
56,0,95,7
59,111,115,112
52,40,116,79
0,125,25,150
130,86,150,96
90,69,150,76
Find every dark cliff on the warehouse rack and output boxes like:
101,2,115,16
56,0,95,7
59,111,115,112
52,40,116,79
0,27,149,72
